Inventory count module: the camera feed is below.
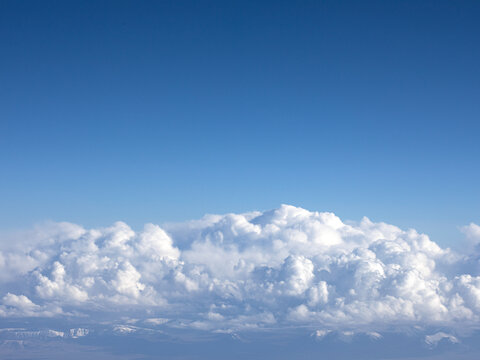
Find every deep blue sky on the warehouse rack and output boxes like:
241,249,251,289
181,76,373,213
1,0,479,244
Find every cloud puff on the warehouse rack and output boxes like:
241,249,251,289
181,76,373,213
1,205,480,337
462,223,480,242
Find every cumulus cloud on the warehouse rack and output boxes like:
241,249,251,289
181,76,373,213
462,223,480,242
0,205,480,338
0,293,62,317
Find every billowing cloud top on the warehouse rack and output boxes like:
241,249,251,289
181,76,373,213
1,205,480,338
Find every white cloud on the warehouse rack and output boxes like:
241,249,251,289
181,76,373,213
144,318,169,326
425,332,459,347
313,329,332,339
0,293,62,317
462,223,480,241
0,205,479,338
3,293,37,310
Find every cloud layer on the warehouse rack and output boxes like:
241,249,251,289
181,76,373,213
1,205,480,337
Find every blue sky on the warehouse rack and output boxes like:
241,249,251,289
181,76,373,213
1,1,479,239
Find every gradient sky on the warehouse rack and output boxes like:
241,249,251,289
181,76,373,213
1,0,479,245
